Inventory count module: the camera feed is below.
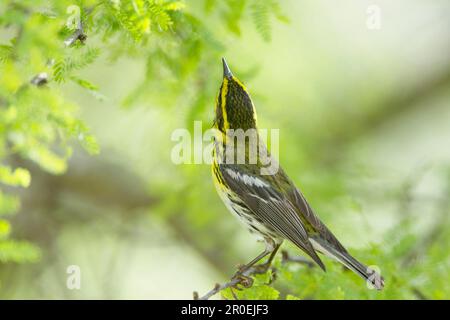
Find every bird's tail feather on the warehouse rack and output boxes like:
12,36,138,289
310,238,385,290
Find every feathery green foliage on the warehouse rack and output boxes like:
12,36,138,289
0,0,286,267
1,0,446,300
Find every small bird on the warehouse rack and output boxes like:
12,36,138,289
211,58,384,290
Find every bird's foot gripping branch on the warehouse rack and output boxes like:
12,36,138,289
194,250,315,300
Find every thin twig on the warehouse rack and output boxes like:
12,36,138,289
64,27,87,47
281,250,315,267
29,3,102,87
30,72,49,86
194,264,268,300
195,251,315,300
64,2,103,46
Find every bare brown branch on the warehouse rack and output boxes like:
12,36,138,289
194,250,316,300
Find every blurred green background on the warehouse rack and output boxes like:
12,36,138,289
0,0,449,299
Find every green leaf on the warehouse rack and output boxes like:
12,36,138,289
78,133,100,155
164,1,186,11
250,0,271,41
0,240,41,263
249,0,288,41
70,76,99,91
0,166,31,187
0,44,14,63
66,120,100,155
0,219,11,239
221,271,280,300
53,47,101,83
70,76,106,101
26,146,67,174
222,284,280,300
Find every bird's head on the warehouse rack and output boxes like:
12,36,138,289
214,58,257,133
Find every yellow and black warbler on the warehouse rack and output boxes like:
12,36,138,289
212,58,384,290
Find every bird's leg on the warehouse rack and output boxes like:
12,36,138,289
254,243,281,273
234,240,281,276
232,242,282,290
234,249,272,276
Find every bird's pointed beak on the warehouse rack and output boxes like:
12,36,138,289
222,57,233,79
